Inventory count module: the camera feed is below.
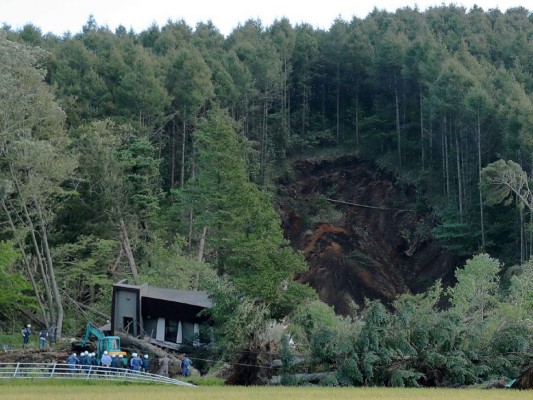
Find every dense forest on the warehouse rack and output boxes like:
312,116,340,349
0,4,532,386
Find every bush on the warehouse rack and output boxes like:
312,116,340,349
319,374,339,387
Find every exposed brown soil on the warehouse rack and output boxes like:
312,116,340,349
0,349,69,363
278,156,458,314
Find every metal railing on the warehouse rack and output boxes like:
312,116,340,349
0,362,195,386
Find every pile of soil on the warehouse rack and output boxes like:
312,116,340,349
0,349,69,364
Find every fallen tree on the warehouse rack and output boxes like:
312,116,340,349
117,332,185,376
514,365,533,390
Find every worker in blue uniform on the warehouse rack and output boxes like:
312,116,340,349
21,324,32,348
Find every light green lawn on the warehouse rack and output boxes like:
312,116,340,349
0,382,531,400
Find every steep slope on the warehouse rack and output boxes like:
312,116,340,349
277,156,458,314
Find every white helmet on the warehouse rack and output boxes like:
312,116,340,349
144,355,148,359
119,355,123,358
132,353,137,357
72,353,77,356
91,353,96,357
27,324,31,328
84,351,89,356
103,351,108,355
112,354,116,358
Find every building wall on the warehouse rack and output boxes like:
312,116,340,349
114,289,139,336
112,282,211,346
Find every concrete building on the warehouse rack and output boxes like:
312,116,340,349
111,280,212,347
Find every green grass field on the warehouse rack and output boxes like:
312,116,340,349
0,382,531,400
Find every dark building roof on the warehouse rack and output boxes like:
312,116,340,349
113,280,212,309
142,286,212,308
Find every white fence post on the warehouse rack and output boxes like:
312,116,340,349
86,365,93,380
13,362,20,377
50,362,57,378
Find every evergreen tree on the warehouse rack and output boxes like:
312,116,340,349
188,107,310,315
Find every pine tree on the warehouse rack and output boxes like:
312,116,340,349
188,107,310,315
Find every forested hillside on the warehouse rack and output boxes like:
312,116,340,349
1,5,532,387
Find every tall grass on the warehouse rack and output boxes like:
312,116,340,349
0,333,25,350
0,382,530,400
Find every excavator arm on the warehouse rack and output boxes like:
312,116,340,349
73,321,126,359
79,322,104,347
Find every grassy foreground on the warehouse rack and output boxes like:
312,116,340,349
0,382,531,400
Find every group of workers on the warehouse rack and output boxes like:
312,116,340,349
22,323,192,378
156,354,192,377
66,350,151,373
21,324,56,349
64,351,192,377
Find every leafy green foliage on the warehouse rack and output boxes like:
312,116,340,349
0,241,35,316
481,160,532,210
286,269,531,387
279,334,297,385
290,300,340,344
433,203,479,256
141,236,212,290
449,253,500,320
508,261,533,319
54,235,116,302
200,270,269,358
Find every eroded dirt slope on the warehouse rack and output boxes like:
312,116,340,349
278,156,458,314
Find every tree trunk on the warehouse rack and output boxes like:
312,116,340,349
21,208,56,323
1,200,49,327
526,205,533,260
455,128,464,222
188,138,196,253
198,227,207,262
429,102,433,167
27,257,49,328
9,166,56,323
27,217,56,323
180,108,187,189
287,67,291,141
520,207,525,265
529,152,533,259
443,116,450,198
34,199,64,340
170,120,176,189
301,75,308,138
394,72,401,170
261,99,269,186
321,70,326,130
420,83,425,171
355,81,360,148
188,206,194,253
63,291,111,320
476,111,485,249
336,61,340,146
119,217,139,284
282,56,289,158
